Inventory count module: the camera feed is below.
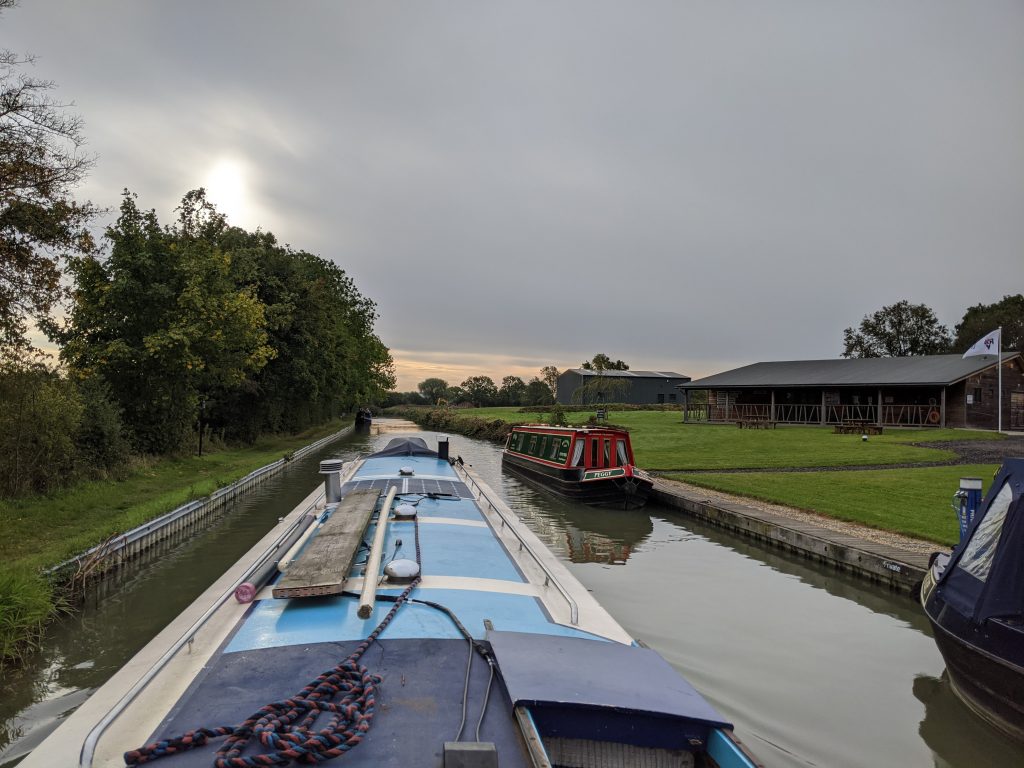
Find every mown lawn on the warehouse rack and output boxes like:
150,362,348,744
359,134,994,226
674,464,1000,546
452,407,996,470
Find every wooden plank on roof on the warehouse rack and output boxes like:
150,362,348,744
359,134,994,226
272,488,380,599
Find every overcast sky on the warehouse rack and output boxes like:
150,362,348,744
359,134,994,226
7,1,1024,390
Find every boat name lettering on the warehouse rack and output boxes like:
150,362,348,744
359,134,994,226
882,560,902,573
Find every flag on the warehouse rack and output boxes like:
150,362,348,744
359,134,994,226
962,329,1001,358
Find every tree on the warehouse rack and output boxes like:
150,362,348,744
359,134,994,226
580,354,628,372
841,301,952,358
418,378,448,405
540,365,559,398
524,377,555,406
498,375,526,406
954,294,1024,353
56,191,274,453
460,375,498,407
1,0,97,356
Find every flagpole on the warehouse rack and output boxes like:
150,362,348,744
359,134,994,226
998,326,1003,433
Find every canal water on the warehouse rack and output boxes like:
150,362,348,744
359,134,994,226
2,419,1022,768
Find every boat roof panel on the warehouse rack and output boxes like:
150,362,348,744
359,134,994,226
488,630,731,728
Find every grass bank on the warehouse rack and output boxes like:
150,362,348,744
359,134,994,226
389,406,1004,546
0,419,350,666
676,464,999,546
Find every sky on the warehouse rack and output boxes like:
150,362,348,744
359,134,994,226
6,1,1024,391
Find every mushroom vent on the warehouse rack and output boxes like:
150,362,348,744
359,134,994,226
384,559,420,584
394,503,417,520
399,466,415,476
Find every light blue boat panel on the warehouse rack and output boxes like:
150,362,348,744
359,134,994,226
393,521,523,581
357,456,455,478
707,728,758,768
391,495,483,521
226,589,601,653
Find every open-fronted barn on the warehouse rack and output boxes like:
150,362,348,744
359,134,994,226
677,353,1024,430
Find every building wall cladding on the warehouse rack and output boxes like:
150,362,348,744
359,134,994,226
556,370,690,405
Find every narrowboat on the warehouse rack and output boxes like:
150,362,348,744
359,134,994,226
22,435,762,768
502,425,654,510
919,457,1024,742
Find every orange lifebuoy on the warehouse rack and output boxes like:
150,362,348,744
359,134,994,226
928,409,940,424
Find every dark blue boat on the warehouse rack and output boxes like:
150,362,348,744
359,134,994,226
23,436,762,768
920,457,1024,742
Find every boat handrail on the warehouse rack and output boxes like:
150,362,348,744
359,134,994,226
78,493,324,767
456,463,579,626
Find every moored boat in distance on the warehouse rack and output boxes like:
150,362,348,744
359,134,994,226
502,424,654,510
21,434,761,768
919,458,1024,742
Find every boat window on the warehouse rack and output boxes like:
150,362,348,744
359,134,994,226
956,481,1013,583
590,438,599,467
548,439,560,460
528,435,538,455
616,439,629,466
603,439,611,466
571,439,585,466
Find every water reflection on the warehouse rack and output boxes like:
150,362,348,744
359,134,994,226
913,673,1024,767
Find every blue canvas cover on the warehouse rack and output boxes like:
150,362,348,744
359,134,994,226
940,458,1024,623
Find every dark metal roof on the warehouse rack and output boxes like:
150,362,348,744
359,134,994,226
678,353,1020,389
568,369,689,379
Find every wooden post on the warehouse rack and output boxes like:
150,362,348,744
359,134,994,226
877,388,883,426
820,391,826,425
940,388,946,428
770,390,776,423
683,390,688,423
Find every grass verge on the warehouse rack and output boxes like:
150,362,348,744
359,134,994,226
0,419,350,666
674,464,1000,546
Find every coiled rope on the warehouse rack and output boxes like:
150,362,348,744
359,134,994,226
124,497,423,767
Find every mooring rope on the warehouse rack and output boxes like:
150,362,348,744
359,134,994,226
124,498,423,768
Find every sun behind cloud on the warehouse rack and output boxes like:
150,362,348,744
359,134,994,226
202,157,252,228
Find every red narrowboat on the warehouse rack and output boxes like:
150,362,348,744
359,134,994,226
501,425,653,510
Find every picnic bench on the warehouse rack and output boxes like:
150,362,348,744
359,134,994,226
736,419,777,429
834,421,884,435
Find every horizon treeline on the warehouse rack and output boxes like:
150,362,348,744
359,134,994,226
0,189,394,498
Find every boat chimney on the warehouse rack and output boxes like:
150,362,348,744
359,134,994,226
438,434,450,461
319,459,345,503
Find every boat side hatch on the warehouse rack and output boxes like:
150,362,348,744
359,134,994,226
487,630,731,755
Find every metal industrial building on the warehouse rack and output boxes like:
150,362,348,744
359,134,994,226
556,369,690,405
677,353,1024,430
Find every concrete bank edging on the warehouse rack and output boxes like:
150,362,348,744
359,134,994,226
650,480,930,596
47,424,355,580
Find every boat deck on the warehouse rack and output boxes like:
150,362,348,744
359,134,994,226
121,453,607,767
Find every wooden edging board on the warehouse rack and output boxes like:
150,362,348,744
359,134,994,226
272,488,380,598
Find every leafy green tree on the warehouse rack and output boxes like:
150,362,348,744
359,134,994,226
540,365,559,398
580,354,629,372
1,0,97,357
524,377,555,406
954,294,1024,353
841,301,952,358
57,190,273,453
444,385,466,404
461,375,498,407
498,375,527,406
418,378,449,405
